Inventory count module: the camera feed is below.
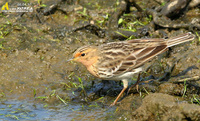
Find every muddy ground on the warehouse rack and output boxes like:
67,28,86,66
0,0,200,120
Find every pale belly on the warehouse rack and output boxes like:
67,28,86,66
99,67,143,81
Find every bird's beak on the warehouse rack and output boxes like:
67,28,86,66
66,57,77,62
66,58,74,62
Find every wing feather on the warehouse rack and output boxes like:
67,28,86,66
97,39,168,77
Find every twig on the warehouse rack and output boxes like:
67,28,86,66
171,76,200,83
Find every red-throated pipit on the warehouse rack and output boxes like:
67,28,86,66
70,32,195,106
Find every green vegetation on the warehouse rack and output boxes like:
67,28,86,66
0,92,5,98
182,79,187,97
57,95,68,105
0,22,12,39
196,32,200,42
37,0,47,7
88,102,100,107
143,87,149,95
77,7,90,19
96,13,109,27
118,13,151,31
5,114,19,120
161,2,167,6
191,94,200,105
23,0,30,3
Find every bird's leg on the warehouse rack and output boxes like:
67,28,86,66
110,79,128,107
127,72,141,94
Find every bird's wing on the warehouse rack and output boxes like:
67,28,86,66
98,39,168,77
122,44,168,71
116,39,168,74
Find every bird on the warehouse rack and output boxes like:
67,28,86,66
69,32,195,106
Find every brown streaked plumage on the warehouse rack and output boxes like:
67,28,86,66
71,32,195,106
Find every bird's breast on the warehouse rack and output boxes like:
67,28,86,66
86,64,100,78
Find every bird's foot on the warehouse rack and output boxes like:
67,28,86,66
109,101,121,107
127,72,141,94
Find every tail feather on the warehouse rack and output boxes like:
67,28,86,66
167,32,195,47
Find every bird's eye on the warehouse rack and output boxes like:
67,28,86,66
81,53,86,56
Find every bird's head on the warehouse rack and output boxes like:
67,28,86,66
69,45,99,67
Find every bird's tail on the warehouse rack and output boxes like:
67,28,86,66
167,32,195,47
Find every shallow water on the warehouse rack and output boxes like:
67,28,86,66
0,100,112,121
